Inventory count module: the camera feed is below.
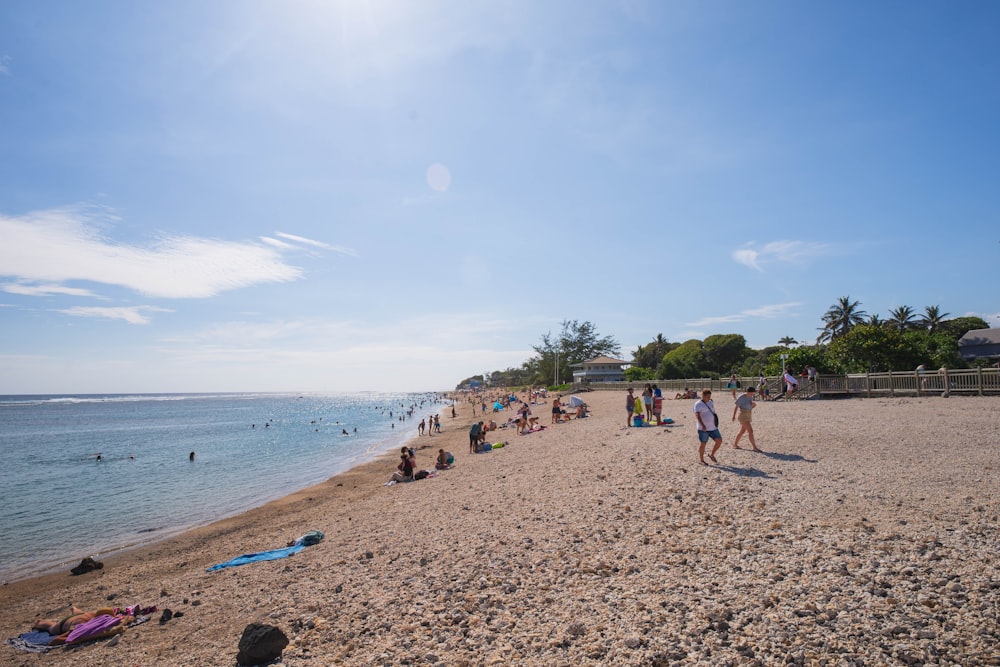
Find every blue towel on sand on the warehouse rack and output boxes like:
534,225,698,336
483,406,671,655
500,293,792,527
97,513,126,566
206,545,304,571
6,631,56,652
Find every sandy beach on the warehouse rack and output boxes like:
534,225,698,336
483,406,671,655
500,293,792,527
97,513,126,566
2,389,998,666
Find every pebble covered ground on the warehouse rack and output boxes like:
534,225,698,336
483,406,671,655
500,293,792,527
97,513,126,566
1,392,998,666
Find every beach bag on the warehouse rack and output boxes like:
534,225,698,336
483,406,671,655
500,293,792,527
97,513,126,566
712,411,719,428
414,470,429,480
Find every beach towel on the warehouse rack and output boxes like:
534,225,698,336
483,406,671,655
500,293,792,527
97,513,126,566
207,545,305,571
65,615,123,644
6,632,55,653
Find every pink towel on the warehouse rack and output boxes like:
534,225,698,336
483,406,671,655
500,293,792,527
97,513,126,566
65,615,122,644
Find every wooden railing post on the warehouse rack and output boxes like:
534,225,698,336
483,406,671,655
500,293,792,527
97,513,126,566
978,366,984,396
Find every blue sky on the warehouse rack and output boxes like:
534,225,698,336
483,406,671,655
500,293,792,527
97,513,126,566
1,1,998,393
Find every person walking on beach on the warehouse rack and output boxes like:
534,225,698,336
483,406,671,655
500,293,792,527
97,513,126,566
731,386,761,451
418,418,426,436
727,373,739,400
625,388,636,427
434,415,441,433
783,368,799,396
693,389,723,465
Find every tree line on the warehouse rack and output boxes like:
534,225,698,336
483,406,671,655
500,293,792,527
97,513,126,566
458,300,991,389
627,298,989,381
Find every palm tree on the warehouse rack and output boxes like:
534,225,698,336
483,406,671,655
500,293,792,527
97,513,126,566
867,314,885,328
817,296,867,343
920,305,950,333
888,305,916,331
778,336,798,347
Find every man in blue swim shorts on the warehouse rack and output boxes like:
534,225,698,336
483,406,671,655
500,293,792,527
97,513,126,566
693,389,723,465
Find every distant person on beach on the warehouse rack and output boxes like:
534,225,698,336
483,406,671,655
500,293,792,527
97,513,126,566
642,384,653,422
418,419,426,436
390,452,414,483
625,388,636,427
727,373,739,400
732,386,761,451
469,421,483,453
693,390,723,465
434,415,441,433
551,396,562,424
436,449,454,470
783,369,799,396
189,451,195,461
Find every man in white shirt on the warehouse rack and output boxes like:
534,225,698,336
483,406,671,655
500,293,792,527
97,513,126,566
693,389,723,465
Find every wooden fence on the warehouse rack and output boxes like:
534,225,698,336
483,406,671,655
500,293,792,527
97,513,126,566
573,367,1000,398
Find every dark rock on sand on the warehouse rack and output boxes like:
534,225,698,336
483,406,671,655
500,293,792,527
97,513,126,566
70,556,103,575
237,623,289,666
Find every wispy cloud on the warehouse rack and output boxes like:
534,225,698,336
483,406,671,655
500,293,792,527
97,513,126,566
0,207,349,299
1,282,99,297
274,231,357,256
0,55,11,75
57,305,173,325
732,240,833,272
686,302,802,328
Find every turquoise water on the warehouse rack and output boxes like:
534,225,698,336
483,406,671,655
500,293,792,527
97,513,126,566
0,391,447,583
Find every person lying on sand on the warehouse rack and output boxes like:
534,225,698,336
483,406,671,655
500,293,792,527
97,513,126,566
34,606,133,644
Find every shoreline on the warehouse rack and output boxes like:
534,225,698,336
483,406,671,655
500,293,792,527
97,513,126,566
0,392,462,590
0,394,451,585
2,391,998,665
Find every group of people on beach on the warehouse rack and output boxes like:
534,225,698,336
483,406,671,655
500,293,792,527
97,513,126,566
389,445,455,484
627,382,762,466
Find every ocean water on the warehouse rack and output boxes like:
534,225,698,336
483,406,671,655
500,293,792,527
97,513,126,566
0,391,448,583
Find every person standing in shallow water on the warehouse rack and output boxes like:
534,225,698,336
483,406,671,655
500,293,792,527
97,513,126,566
731,386,761,452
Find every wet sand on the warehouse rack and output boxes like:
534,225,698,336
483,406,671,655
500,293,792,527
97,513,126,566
1,390,998,665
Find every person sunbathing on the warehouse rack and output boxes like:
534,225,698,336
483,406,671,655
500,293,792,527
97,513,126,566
34,606,132,644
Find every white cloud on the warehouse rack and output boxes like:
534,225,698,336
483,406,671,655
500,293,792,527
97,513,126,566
1,282,99,297
0,55,10,75
686,302,801,328
274,232,357,256
0,207,347,299
57,305,173,325
732,240,833,272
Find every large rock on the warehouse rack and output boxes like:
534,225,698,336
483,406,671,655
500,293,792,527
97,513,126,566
70,556,103,575
236,623,289,666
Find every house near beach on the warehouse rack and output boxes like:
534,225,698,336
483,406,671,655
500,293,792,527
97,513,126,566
571,356,629,383
958,328,1000,362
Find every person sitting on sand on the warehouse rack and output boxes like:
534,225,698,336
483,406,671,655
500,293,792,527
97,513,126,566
551,396,562,424
390,452,414,483
436,449,454,470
